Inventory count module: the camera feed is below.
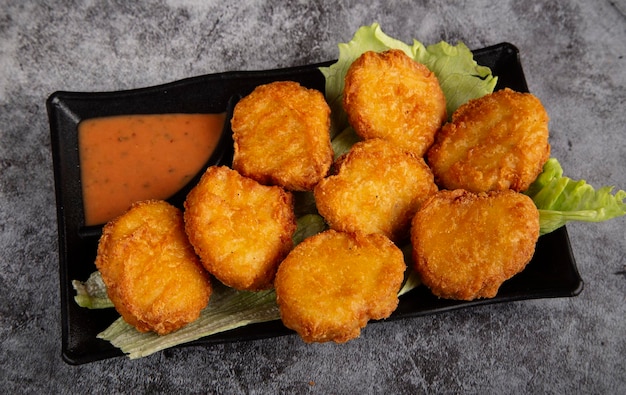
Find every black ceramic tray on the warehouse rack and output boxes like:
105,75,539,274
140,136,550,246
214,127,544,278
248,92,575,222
47,42,584,365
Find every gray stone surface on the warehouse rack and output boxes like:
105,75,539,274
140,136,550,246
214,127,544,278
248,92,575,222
1,0,625,393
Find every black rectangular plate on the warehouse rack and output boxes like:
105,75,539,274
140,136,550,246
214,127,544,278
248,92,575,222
47,43,583,365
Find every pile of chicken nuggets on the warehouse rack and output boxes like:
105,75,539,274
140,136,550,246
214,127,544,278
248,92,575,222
95,49,549,342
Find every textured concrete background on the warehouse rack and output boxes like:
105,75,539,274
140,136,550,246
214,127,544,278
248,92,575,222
1,0,625,393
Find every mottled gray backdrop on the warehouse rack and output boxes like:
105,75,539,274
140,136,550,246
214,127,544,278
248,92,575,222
1,0,624,393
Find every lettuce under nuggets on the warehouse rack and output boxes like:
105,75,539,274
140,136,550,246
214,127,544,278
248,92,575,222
314,138,438,242
275,230,406,343
427,88,550,193
343,49,447,157
231,81,333,191
411,189,540,301
95,200,211,335
184,166,296,291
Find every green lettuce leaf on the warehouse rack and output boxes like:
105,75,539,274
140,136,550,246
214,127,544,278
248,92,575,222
292,213,327,245
415,41,497,117
72,271,114,309
319,22,497,137
331,126,361,159
98,283,280,359
525,158,626,234
398,244,421,296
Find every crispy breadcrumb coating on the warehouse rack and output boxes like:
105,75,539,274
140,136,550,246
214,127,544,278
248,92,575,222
95,200,211,335
427,88,550,192
411,189,540,301
184,166,296,291
343,49,447,157
314,138,438,242
231,81,333,191
275,230,406,343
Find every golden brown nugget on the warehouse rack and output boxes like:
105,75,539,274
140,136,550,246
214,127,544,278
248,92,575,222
411,189,540,301
427,88,550,193
314,138,438,242
343,49,447,157
275,230,406,343
95,200,211,335
231,81,333,191
184,166,296,291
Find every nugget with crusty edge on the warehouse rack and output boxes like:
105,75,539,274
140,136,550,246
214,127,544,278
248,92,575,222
95,200,211,335
231,81,333,191
275,230,406,343
411,189,540,301
343,49,447,157
427,88,550,193
314,138,438,242
184,166,296,291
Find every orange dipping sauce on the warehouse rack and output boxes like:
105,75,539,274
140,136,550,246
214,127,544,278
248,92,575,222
78,113,225,226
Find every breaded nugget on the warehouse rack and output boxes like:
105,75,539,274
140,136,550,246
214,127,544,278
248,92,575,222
343,49,447,157
95,200,211,335
411,189,540,301
184,166,296,291
275,230,406,343
231,81,333,191
427,88,550,193
314,138,438,242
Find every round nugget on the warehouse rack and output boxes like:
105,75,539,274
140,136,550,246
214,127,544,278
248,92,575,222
314,138,438,242
95,200,211,335
427,88,550,193
275,230,406,343
231,81,333,191
411,189,540,301
184,166,296,291
343,49,447,157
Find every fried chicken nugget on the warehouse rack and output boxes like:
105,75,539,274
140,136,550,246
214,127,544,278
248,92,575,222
427,88,550,193
411,189,540,301
314,138,438,242
184,166,296,291
275,230,406,343
343,49,447,157
95,200,211,335
231,81,333,191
